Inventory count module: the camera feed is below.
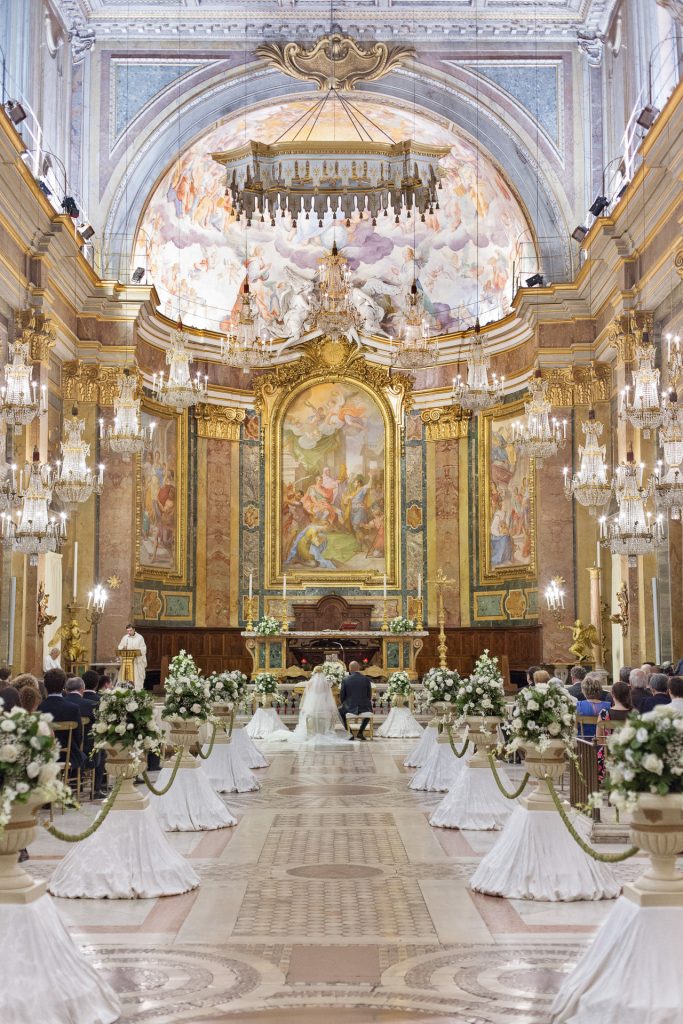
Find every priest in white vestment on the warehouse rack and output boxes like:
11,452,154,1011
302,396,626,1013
43,646,61,673
117,624,147,690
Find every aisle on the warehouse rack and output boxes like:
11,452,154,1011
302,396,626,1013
26,739,642,1023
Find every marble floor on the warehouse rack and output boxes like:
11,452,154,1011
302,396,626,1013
27,737,646,1023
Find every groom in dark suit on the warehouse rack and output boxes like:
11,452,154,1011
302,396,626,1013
339,661,373,740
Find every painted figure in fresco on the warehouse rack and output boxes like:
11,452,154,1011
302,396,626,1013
302,477,343,526
151,468,176,564
285,524,336,569
490,506,513,568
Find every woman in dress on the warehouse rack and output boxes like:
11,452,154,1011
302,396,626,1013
291,668,346,744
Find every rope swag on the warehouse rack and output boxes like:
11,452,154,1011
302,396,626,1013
196,723,218,760
143,749,184,795
43,778,123,843
544,776,640,863
445,723,469,758
487,751,530,799
227,709,236,739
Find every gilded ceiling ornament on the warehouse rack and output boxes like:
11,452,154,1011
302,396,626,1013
420,405,470,441
194,403,246,441
106,575,122,591
256,35,414,91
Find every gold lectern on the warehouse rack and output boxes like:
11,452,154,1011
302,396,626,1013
117,647,140,684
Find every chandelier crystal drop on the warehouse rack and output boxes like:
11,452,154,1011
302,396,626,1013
152,322,208,412
654,391,683,520
619,330,665,438
452,318,503,411
1,448,66,559
0,338,47,432
391,280,438,368
600,450,665,566
100,370,155,460
563,410,612,515
53,406,104,510
306,243,364,342
220,282,274,370
512,372,567,466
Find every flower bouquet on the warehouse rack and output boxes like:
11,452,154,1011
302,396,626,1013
163,674,213,723
507,679,576,756
455,650,507,720
206,671,240,706
0,704,73,831
168,649,200,678
320,661,345,684
388,616,416,634
254,616,281,636
92,687,162,767
421,667,461,709
252,672,282,706
383,671,413,705
602,706,683,811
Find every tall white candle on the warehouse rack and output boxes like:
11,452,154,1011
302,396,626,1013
283,574,287,600
248,572,253,600
596,541,601,569
417,573,422,599
73,541,78,600
383,573,387,599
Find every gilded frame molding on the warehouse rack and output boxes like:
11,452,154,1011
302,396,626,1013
478,399,536,585
256,338,409,591
134,397,189,585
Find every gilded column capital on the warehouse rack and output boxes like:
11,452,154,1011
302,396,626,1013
421,405,470,441
606,311,654,364
541,363,611,406
194,403,246,440
15,308,56,364
61,361,137,405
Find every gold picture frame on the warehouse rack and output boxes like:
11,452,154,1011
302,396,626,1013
135,398,188,584
478,399,536,584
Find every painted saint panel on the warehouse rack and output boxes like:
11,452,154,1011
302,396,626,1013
281,382,386,574
136,405,187,583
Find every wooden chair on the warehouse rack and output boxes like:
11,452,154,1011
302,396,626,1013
50,721,78,818
75,714,96,801
345,712,374,739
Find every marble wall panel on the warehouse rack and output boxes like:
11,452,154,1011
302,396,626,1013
535,441,576,663
205,438,232,627
96,456,135,660
435,440,460,626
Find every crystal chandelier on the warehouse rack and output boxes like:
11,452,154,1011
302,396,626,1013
1,448,66,559
512,372,567,466
220,282,273,370
599,451,665,566
654,392,683,520
306,243,364,342
452,319,503,411
391,280,438,369
0,337,47,432
152,322,208,412
53,406,104,510
100,370,155,460
619,329,665,438
563,410,612,515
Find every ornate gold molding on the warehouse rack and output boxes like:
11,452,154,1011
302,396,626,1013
606,311,654,363
541,363,611,406
194,403,245,441
15,308,56,364
420,405,470,441
62,361,138,405
256,35,414,91
253,337,413,412
675,244,683,280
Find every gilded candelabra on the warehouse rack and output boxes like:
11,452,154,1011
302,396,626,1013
280,599,289,633
429,569,455,669
245,595,257,632
381,597,389,631
414,596,424,632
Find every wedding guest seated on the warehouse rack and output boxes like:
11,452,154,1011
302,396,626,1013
532,669,550,685
81,669,102,706
0,667,12,686
618,666,632,685
668,676,683,711
576,673,611,738
629,668,651,712
521,665,541,690
12,673,41,713
607,681,632,720
566,665,588,700
64,676,107,796
641,673,671,713
39,668,86,767
0,686,21,710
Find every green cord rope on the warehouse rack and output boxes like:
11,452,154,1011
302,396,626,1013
227,709,236,739
487,751,530,799
445,724,469,758
196,723,218,761
142,749,184,796
544,776,640,863
42,778,123,843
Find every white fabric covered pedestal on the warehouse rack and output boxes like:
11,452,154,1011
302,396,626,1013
49,804,199,899
153,761,237,832
0,894,121,1023
550,897,683,1023
404,725,437,768
232,727,269,768
245,707,290,741
430,763,515,831
470,805,620,901
377,706,423,739
409,740,462,792
203,737,259,794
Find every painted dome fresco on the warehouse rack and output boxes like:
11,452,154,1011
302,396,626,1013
134,96,535,337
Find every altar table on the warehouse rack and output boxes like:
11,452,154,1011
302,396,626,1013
241,629,427,679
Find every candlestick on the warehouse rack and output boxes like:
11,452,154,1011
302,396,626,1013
417,572,422,600
248,572,253,600
282,574,287,600
415,596,423,631
281,598,289,633
596,540,601,569
246,596,255,632
383,573,387,600
382,596,389,631
73,541,78,600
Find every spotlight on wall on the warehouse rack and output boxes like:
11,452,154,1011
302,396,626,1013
80,225,95,240
636,104,659,130
525,273,544,287
131,267,145,283
589,194,609,217
571,225,588,243
61,196,79,218
5,101,27,125
38,180,52,198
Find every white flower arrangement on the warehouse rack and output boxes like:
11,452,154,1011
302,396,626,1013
388,616,416,634
92,687,162,764
602,707,683,810
163,674,214,722
383,671,413,703
168,649,200,679
507,679,576,754
320,661,345,684
0,702,74,830
253,672,282,702
205,672,241,704
455,650,507,719
421,666,462,706
254,616,281,636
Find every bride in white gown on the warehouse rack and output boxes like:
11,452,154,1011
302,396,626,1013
290,669,347,745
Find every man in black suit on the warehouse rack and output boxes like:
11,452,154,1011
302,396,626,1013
339,661,373,740
81,669,101,706
39,668,86,767
641,673,671,713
